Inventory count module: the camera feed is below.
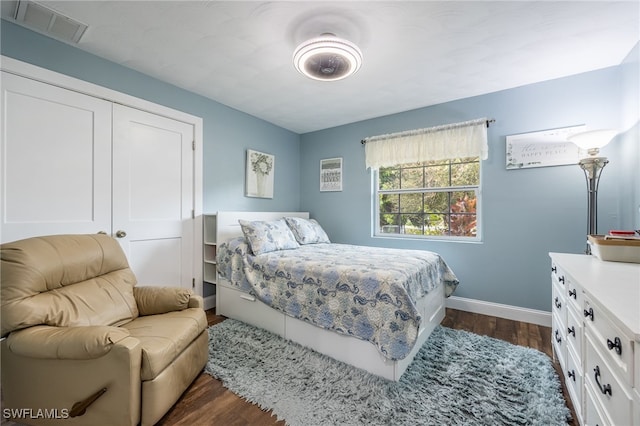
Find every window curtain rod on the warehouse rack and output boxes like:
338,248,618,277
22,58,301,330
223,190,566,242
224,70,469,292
360,118,495,145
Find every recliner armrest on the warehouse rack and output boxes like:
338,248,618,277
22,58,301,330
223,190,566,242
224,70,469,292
6,325,132,360
188,294,204,309
133,286,192,315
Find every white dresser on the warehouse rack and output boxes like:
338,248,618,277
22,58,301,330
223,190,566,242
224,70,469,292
550,253,640,425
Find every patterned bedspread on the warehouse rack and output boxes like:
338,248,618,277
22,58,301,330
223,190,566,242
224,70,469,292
217,237,459,360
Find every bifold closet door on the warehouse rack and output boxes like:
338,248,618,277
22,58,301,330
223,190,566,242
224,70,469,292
1,73,195,289
0,72,112,243
112,104,194,289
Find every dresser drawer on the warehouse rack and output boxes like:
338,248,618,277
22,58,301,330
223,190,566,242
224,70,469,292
217,284,285,336
584,296,633,386
552,281,567,328
585,383,611,426
551,261,567,291
565,347,583,423
566,306,583,359
552,311,566,367
564,272,583,313
585,332,634,426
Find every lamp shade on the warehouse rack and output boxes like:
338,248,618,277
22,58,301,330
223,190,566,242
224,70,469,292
568,129,618,151
293,34,362,81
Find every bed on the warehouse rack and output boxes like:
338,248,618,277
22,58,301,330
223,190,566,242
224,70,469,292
214,211,459,381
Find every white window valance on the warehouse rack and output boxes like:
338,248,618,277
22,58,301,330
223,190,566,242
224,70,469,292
363,118,489,170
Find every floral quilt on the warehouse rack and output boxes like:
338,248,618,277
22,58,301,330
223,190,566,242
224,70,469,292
217,237,459,360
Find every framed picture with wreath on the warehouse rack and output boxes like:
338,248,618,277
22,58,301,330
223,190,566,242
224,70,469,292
246,149,275,198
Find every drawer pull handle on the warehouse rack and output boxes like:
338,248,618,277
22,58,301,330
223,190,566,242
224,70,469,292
239,294,256,302
558,276,565,284
554,329,562,344
593,366,612,396
567,326,575,337
584,307,594,321
568,289,576,299
551,266,557,273
567,370,575,382
554,297,562,309
607,337,622,356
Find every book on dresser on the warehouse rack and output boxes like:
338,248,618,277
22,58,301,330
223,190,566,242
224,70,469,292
550,252,640,426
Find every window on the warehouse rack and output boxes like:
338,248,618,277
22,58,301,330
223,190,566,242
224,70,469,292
375,157,480,240
364,117,488,240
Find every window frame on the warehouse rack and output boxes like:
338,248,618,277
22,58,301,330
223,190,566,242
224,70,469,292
372,158,482,242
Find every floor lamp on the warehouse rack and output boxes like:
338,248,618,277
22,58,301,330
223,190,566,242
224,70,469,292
568,129,618,254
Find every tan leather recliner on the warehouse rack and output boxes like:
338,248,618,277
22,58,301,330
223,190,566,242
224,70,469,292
1,234,209,426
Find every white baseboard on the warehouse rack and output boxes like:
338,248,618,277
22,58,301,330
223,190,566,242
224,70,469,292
204,295,216,311
446,296,551,327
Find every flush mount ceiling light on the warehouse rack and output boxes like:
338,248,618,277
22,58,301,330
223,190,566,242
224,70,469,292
293,34,362,81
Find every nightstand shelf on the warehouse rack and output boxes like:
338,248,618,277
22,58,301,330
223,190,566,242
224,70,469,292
203,214,218,308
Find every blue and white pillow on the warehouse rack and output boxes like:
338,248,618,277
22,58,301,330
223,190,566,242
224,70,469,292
239,219,300,255
285,217,330,245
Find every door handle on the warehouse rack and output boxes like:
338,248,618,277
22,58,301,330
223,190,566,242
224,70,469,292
115,230,127,238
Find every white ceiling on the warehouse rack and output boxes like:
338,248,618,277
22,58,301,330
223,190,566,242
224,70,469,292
4,1,639,134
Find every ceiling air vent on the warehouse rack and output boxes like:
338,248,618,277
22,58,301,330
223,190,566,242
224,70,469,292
13,0,87,43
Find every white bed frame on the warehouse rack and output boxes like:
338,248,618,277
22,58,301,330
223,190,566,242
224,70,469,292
215,211,446,381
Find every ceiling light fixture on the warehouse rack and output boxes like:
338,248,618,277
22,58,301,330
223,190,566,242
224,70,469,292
293,33,362,82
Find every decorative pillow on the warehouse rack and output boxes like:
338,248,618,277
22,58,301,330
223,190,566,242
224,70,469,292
239,219,300,255
285,217,330,245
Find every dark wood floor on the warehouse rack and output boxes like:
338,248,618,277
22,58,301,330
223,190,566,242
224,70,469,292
157,308,578,426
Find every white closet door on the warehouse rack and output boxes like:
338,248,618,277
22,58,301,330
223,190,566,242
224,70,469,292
112,104,194,288
0,72,112,243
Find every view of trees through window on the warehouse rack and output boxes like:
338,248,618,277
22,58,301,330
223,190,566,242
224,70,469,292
376,157,480,238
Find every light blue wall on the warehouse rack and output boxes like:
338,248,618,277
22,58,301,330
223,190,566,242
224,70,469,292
300,66,637,312
619,43,640,229
0,20,301,215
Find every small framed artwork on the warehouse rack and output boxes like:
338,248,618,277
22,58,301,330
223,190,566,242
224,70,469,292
320,157,343,192
506,125,586,170
246,149,274,198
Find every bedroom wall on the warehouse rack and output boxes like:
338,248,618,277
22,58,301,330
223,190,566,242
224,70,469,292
299,64,636,313
619,42,640,229
0,20,302,215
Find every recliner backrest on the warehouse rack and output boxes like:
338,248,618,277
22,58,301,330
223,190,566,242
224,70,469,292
1,234,139,337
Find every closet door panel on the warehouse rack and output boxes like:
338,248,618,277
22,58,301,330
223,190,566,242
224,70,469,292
0,73,111,242
112,104,194,288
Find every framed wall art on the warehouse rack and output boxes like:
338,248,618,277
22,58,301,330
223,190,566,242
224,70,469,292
246,149,274,198
320,157,342,192
506,125,585,170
